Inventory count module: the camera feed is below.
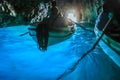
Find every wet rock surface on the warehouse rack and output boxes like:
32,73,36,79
0,0,103,27
0,0,50,27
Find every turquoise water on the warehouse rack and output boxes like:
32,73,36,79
0,25,120,80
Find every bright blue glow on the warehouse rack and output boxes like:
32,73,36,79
0,25,120,80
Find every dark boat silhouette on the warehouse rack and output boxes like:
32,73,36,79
28,15,76,51
94,12,120,67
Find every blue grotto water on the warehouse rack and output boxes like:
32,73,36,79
0,25,120,80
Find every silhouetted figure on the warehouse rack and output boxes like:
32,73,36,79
96,0,120,42
50,0,59,17
36,0,59,51
98,0,120,30
47,0,60,27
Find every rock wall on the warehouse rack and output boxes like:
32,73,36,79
0,0,103,27
0,0,50,27
57,0,103,24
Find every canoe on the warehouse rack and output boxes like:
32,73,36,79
94,11,120,67
28,16,75,50
94,25,120,67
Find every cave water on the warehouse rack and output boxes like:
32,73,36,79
0,24,120,80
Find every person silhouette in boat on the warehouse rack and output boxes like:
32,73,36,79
36,0,59,51
96,0,120,42
50,0,59,17
48,0,60,25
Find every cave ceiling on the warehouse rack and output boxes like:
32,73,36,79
0,0,102,27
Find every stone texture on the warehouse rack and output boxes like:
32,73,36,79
0,0,50,27
0,0,103,27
